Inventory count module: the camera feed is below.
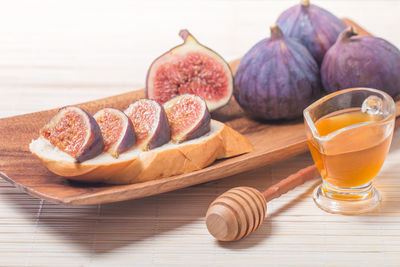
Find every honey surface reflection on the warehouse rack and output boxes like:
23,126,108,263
308,109,392,188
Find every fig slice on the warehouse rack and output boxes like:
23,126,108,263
163,94,211,143
94,108,136,158
40,106,104,163
146,29,233,112
124,99,171,151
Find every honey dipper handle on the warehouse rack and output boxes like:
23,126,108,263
262,165,319,203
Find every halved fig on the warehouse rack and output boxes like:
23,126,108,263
40,106,104,163
94,108,136,158
163,94,211,143
146,29,233,112
124,99,170,151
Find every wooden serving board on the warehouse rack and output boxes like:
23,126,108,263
0,19,379,206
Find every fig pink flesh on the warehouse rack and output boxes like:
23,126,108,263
125,100,158,147
94,108,135,157
164,94,210,142
152,52,230,104
166,96,202,136
40,107,104,162
41,110,88,158
125,99,170,150
95,109,124,152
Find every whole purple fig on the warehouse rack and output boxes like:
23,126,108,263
321,26,400,98
234,24,322,121
276,0,346,65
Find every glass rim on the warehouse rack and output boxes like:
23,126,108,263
303,87,395,142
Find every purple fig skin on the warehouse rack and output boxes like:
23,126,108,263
234,25,322,121
76,108,104,163
94,108,136,158
41,106,104,163
276,0,346,65
116,115,136,155
124,99,171,151
164,94,211,143
147,102,171,150
321,27,400,98
185,109,210,141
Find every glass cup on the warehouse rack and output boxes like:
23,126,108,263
304,88,395,214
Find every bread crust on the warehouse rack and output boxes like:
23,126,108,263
30,120,253,184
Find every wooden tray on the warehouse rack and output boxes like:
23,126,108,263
0,19,381,206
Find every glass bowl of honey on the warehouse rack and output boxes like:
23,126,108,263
304,88,395,214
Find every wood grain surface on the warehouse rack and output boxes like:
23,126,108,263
0,19,373,206
0,70,309,205
1,1,400,266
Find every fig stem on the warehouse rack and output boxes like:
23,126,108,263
179,29,191,41
339,26,358,41
300,0,310,6
270,24,284,40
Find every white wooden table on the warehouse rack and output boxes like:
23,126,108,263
1,1,400,266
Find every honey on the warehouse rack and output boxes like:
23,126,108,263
308,109,393,188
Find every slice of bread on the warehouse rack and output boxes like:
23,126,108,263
29,120,253,184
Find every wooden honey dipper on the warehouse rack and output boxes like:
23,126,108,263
206,165,319,241
206,101,400,242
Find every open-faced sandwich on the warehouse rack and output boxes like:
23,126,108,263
29,94,253,184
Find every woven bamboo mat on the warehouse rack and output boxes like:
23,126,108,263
1,142,400,266
1,1,400,266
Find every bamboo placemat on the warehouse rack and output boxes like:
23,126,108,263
1,144,400,266
1,1,400,266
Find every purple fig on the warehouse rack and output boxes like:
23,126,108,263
163,94,210,143
321,26,400,98
40,106,104,163
94,108,136,158
276,0,346,65
124,99,171,151
234,24,322,120
146,29,233,112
